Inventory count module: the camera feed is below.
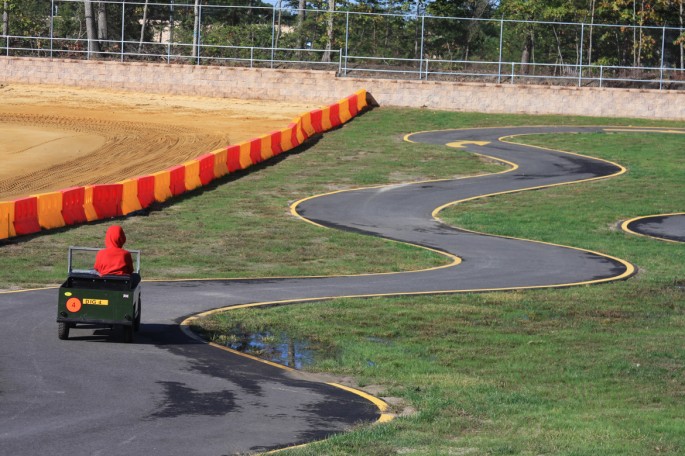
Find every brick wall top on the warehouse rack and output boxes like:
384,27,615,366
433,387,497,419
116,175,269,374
1,56,683,120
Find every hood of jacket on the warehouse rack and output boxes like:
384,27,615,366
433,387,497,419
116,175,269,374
104,225,127,249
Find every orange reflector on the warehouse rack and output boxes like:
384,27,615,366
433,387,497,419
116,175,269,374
66,297,82,313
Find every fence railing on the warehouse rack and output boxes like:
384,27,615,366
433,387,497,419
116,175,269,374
3,34,342,71
2,0,684,90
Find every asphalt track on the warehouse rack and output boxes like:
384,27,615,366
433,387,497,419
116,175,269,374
0,126,654,455
622,213,685,243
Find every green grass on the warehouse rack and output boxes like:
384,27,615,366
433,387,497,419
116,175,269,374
190,116,685,455
0,108,505,289
1,109,681,289
3,107,684,454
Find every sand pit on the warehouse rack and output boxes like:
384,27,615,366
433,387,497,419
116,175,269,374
0,84,319,200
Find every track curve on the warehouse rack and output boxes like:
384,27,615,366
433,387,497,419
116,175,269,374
0,126,639,455
622,213,685,243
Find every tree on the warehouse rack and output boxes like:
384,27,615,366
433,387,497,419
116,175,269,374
2,0,50,38
297,0,306,54
139,0,149,53
587,0,596,64
321,0,334,62
192,0,200,59
2,1,8,36
97,1,107,42
427,0,496,61
598,0,683,66
84,0,100,56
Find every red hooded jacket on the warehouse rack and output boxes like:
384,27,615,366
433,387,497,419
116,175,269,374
94,225,134,276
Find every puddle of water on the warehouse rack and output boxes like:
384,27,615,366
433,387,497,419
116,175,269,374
366,336,391,344
213,328,337,369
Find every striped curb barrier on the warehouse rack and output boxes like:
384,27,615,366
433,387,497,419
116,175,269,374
0,90,371,241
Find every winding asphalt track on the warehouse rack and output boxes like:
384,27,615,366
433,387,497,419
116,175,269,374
622,213,685,243
0,126,643,455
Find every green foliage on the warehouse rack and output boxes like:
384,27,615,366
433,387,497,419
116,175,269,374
4,0,684,70
4,0,50,36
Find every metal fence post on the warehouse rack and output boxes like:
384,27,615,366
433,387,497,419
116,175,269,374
419,15,425,80
511,62,515,84
121,1,125,62
660,26,666,89
271,5,276,69
578,23,584,87
498,18,504,84
50,0,54,58
599,65,603,87
344,11,349,77
197,4,202,65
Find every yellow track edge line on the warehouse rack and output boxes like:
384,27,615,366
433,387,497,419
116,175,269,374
406,128,636,285
4,124,675,454
289,187,463,275
179,302,394,438
0,130,626,294
621,213,685,244
0,285,58,295
6,126,669,295
427,132,635,284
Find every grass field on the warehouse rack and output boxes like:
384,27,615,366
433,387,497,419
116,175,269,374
190,112,684,455
3,107,684,454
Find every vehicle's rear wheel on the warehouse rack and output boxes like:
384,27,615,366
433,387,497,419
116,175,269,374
133,300,141,332
58,322,70,340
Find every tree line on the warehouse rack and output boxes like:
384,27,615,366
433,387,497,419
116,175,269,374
2,1,684,71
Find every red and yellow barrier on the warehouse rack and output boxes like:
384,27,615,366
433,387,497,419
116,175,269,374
212,148,229,178
98,185,123,219
137,175,156,210
61,187,87,225
36,191,65,230
0,200,16,239
270,131,283,157
121,178,144,215
13,196,41,236
226,145,242,173
300,113,315,139
198,154,215,186
238,142,252,170
339,98,353,124
320,106,333,132
0,89,372,241
184,160,202,192
279,125,295,152
249,138,263,165
169,165,186,196
153,170,172,203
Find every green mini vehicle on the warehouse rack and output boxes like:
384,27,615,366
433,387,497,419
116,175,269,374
57,246,142,343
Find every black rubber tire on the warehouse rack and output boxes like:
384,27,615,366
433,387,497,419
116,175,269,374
133,300,141,332
58,322,70,340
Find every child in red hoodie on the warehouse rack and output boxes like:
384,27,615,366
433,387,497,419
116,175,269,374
94,225,134,276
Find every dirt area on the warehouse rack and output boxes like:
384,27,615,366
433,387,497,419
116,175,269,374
0,84,319,200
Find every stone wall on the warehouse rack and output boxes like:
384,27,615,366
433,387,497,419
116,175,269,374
1,57,683,120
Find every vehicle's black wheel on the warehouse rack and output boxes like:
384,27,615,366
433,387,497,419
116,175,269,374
58,322,70,340
133,300,141,332
122,325,134,343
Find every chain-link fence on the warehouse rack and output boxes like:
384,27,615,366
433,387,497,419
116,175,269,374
2,0,684,90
